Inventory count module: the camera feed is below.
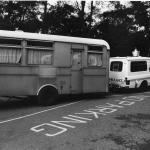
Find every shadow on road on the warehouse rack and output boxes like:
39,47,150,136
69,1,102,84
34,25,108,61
0,93,108,110
109,87,150,95
56,92,108,104
0,97,38,110
0,87,149,110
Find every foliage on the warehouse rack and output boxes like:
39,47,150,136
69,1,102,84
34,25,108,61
97,1,150,56
0,1,150,56
0,1,41,32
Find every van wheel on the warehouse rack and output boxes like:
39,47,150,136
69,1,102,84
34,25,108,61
38,86,58,106
139,81,148,91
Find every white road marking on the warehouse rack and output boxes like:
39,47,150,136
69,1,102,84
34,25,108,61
0,101,81,125
30,94,150,137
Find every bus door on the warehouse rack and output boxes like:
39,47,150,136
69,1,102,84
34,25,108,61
82,46,107,93
71,49,83,93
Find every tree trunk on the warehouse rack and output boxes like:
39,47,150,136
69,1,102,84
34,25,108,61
42,1,48,34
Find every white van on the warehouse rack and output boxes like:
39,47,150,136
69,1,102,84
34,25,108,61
109,56,150,89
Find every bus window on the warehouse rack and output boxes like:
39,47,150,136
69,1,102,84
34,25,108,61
88,45,103,51
27,50,53,65
0,47,21,64
0,38,21,45
27,40,54,65
72,51,82,68
110,61,123,72
88,45,103,67
0,38,22,64
27,41,53,48
88,53,102,66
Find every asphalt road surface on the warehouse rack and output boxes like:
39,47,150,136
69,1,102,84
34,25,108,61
0,91,150,150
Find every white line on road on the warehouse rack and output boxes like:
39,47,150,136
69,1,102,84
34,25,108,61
0,101,81,125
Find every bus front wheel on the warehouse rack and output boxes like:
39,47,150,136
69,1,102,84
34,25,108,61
38,86,58,106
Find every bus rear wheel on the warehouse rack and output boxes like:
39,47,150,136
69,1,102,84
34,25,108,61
38,86,58,106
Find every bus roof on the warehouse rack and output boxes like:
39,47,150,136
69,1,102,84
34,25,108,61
110,56,150,61
0,30,110,50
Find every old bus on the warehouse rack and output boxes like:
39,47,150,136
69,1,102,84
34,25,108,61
0,30,110,105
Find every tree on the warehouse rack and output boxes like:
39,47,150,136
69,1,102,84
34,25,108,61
42,1,76,35
1,1,149,57
129,1,150,56
95,2,133,56
96,1,150,56
41,1,48,34
0,1,41,32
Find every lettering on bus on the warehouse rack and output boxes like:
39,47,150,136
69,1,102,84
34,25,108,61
30,95,150,137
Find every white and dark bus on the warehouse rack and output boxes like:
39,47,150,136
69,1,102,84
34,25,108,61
0,30,110,105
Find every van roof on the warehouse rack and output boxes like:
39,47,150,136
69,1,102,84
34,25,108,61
0,30,110,50
110,56,150,61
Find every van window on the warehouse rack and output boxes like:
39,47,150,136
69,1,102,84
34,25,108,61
110,61,123,72
131,61,147,72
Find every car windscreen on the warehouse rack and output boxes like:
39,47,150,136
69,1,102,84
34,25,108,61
110,61,123,72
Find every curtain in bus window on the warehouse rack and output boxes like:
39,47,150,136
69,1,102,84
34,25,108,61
0,47,21,64
28,50,52,65
88,53,102,66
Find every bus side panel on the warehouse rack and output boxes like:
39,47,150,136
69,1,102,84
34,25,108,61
54,42,71,67
54,42,71,94
56,68,71,94
38,66,57,88
105,47,110,92
83,68,107,93
0,66,38,96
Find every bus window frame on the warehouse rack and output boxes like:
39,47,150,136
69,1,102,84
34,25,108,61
27,40,53,48
87,51,103,67
0,38,22,65
26,46,54,66
0,37,22,46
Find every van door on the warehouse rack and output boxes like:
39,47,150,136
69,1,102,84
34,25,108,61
109,60,125,87
71,49,83,93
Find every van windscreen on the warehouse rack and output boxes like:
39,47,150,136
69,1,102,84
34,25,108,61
110,61,123,72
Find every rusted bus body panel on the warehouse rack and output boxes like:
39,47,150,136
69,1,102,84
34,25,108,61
0,30,110,99
83,68,108,93
0,66,38,96
0,66,58,96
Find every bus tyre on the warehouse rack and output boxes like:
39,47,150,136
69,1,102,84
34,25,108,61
139,81,148,91
38,86,58,106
